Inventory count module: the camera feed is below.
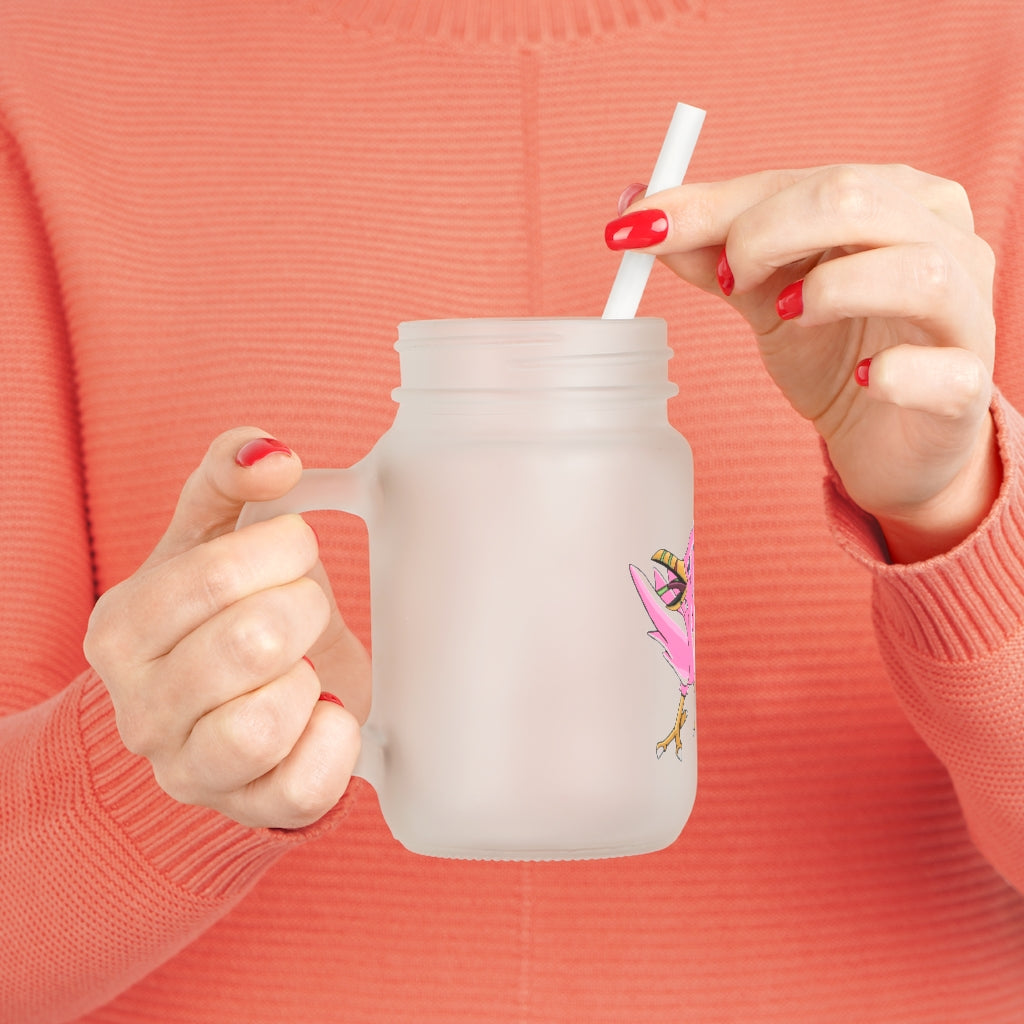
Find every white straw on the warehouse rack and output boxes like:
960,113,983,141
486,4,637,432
602,102,706,319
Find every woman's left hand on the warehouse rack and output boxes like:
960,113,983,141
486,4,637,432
606,164,1000,562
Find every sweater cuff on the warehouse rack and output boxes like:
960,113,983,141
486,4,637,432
824,391,1024,661
77,669,356,903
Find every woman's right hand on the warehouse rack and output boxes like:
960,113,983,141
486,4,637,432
84,428,369,830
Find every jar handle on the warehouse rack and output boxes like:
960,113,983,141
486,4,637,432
236,464,385,792
235,466,373,526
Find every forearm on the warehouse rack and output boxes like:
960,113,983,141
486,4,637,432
826,391,1024,891
0,668,349,1022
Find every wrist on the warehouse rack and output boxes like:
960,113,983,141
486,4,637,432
873,413,1002,563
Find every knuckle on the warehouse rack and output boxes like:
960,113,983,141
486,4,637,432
766,167,802,195
221,696,291,769
278,763,336,826
728,221,772,279
196,550,248,612
150,758,202,807
109,680,168,758
811,269,845,318
938,176,970,214
947,355,989,407
222,607,290,674
81,619,107,672
821,165,879,224
885,162,915,179
927,174,975,232
681,188,718,241
276,515,321,574
908,243,953,297
218,577,327,677
298,574,332,627
917,352,991,421
280,715,359,826
114,703,156,756
973,235,996,281
83,587,130,669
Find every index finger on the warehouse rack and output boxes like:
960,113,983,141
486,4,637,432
625,163,975,257
116,513,320,662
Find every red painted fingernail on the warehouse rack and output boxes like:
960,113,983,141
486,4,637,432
616,182,648,216
855,357,872,387
716,247,734,296
302,655,316,672
235,437,293,468
604,208,669,250
318,691,345,708
776,279,804,320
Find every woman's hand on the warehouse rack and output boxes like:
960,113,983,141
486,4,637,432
607,164,1000,562
84,428,370,829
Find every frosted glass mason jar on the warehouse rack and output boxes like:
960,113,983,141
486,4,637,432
239,318,696,860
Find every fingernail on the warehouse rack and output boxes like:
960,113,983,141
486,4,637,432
776,280,804,320
235,437,293,468
616,182,648,216
302,655,316,672
855,357,872,387
318,691,345,708
604,208,669,250
716,247,734,296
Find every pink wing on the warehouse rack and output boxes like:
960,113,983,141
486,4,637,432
629,559,694,696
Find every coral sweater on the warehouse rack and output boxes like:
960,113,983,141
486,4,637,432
2,1,1023,1021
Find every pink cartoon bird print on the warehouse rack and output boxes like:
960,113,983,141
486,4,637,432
629,530,695,760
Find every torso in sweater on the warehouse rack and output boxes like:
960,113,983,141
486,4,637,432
1,1,1023,1021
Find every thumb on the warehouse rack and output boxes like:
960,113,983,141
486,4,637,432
145,427,304,568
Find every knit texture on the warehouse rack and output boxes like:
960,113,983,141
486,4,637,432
1,1,1023,1021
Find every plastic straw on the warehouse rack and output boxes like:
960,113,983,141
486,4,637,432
602,102,706,319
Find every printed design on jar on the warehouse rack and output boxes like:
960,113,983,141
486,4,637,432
629,529,695,760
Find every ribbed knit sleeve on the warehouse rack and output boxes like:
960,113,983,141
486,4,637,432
0,127,350,1023
826,392,1024,893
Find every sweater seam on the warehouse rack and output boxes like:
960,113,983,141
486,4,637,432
0,116,99,603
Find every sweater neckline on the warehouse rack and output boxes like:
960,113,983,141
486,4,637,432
320,0,705,44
